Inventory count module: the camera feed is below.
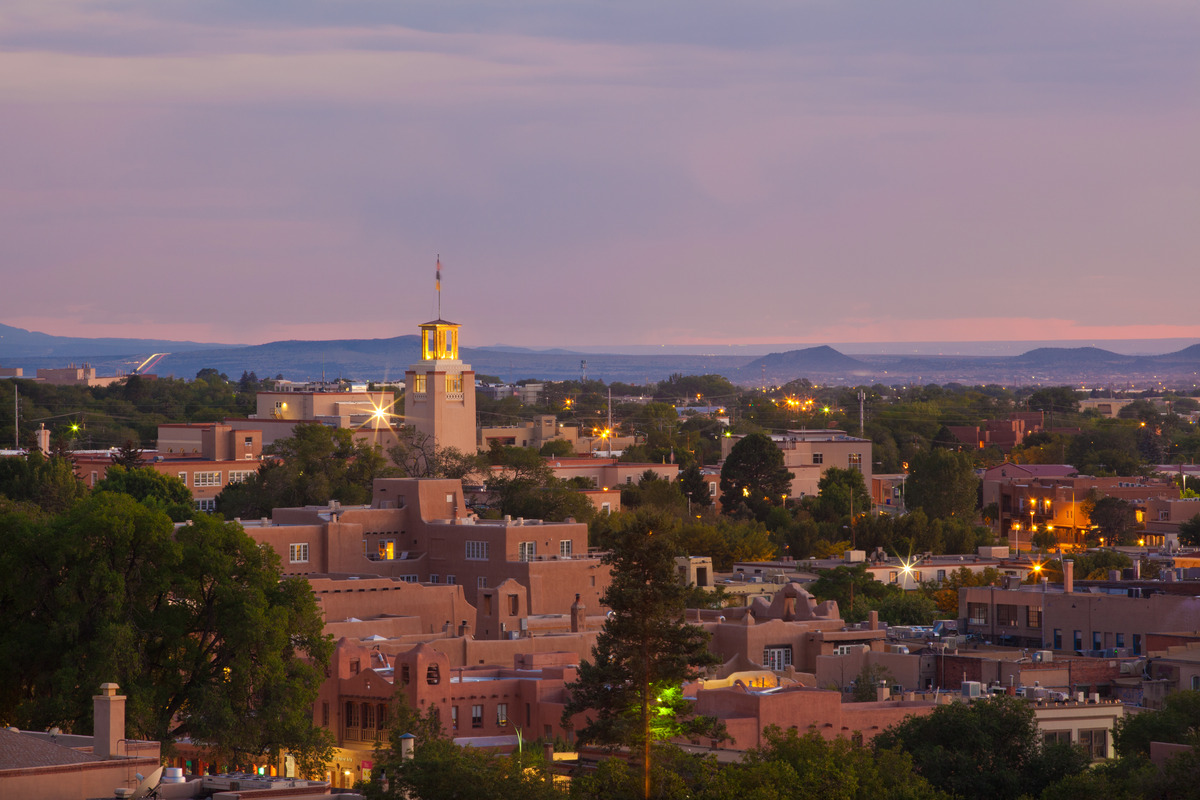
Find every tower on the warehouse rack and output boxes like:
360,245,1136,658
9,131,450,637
404,318,477,453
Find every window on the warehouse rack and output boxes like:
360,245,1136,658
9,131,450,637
812,453,824,465
967,603,988,624
560,539,573,557
465,541,489,560
400,664,411,683
178,472,187,483
1073,630,1082,651
426,664,440,685
626,476,633,484
848,453,862,468
194,471,222,487
471,704,483,728
379,540,395,560
289,543,309,563
349,658,360,675
1043,730,1071,746
762,646,793,671
345,702,358,728
90,470,98,486
446,374,463,394
601,503,611,514
451,706,459,730
430,574,440,584
477,576,487,589
889,571,899,584
413,374,427,394
1092,632,1102,651
446,574,456,585
709,481,717,496
518,541,536,561
194,498,216,512
377,704,388,730
1078,728,1108,760
322,702,329,727
1027,607,1042,629
937,569,947,582
227,470,254,484
244,436,253,447
399,575,418,583
446,493,455,503
1133,634,1142,655
508,594,519,615
1054,629,1063,649
1115,633,1125,649
362,703,374,731
497,703,508,725
996,604,1018,627
1192,676,1200,691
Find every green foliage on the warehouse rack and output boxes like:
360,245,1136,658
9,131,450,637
807,565,895,624
814,467,871,522
874,696,1090,800
677,463,713,508
216,423,391,517
1083,494,1141,545
389,427,480,479
1113,690,1200,758
94,464,193,521
364,696,559,800
1178,514,1200,547
539,438,575,457
719,433,793,522
0,450,88,513
1028,387,1081,414
904,449,979,520
564,513,721,794
485,446,595,522
872,592,938,627
0,494,332,767
851,663,897,702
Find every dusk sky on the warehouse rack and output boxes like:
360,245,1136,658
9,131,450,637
3,1,1199,351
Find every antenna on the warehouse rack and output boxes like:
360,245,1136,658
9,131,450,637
436,255,442,320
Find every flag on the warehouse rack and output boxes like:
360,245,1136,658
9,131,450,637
436,256,441,292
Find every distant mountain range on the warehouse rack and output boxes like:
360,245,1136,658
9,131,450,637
1,322,1198,387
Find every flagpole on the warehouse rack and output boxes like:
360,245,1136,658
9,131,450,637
436,254,441,319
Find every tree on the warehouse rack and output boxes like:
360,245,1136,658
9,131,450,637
807,565,895,624
874,695,1089,800
110,439,146,469
1028,387,1080,414
564,513,721,799
904,449,979,521
388,426,480,480
719,433,793,521
93,464,194,521
851,662,898,702
677,463,712,509
814,467,870,522
1084,494,1140,546
0,450,88,513
0,494,333,767
217,423,390,517
538,438,575,457
1180,514,1200,547
485,446,594,523
1113,689,1200,759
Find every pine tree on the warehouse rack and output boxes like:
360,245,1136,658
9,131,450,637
563,512,721,799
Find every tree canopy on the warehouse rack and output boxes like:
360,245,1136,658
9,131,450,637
0,493,333,768
565,512,721,799
904,448,979,521
719,433,793,521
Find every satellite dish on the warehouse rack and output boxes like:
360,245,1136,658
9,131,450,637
129,766,163,800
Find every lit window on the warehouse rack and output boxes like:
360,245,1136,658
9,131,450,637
289,543,309,563
412,374,427,394
497,703,508,725
848,453,862,467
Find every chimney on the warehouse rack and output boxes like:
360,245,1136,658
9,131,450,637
868,610,879,631
1063,560,1074,594
93,683,125,759
458,619,471,637
571,594,585,633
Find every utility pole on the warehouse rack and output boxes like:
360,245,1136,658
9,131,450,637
13,384,17,449
858,390,865,437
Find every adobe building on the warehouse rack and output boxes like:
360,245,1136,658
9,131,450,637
721,429,872,500
405,319,477,454
71,422,265,512
238,387,401,452
35,364,124,387
244,477,607,614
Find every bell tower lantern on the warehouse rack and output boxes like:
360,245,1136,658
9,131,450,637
405,317,476,454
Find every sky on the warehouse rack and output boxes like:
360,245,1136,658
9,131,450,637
2,1,1199,351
